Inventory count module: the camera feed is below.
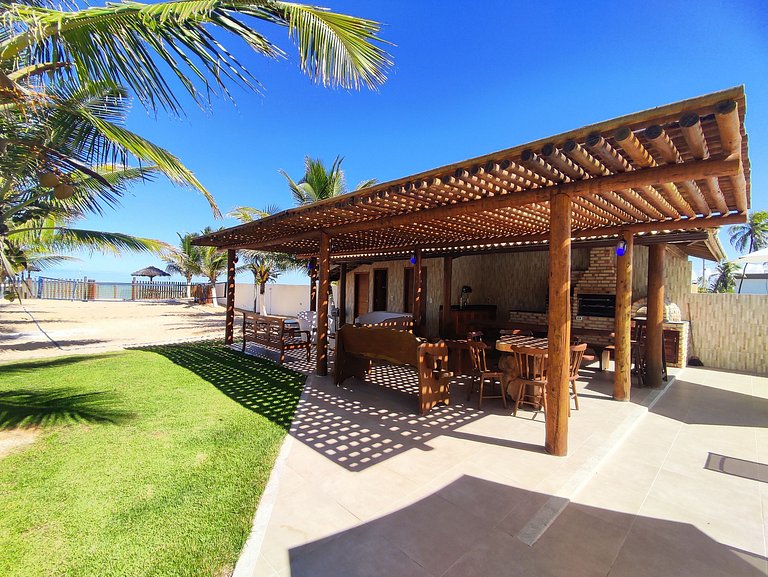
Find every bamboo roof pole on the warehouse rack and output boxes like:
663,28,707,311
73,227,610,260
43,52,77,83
564,138,654,221
636,185,680,219
524,147,633,224
614,126,709,216
715,100,748,212
678,113,730,214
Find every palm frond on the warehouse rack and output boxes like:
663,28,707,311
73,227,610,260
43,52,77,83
8,226,170,255
1,0,391,114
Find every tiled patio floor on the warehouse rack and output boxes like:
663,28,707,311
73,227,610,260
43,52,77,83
236,346,767,577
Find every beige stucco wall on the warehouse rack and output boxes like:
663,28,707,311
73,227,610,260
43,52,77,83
343,259,443,337
340,245,695,341
680,293,768,374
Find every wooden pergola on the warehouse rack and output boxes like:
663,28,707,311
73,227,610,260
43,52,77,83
194,86,751,456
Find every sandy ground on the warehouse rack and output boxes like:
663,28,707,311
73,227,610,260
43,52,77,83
0,299,227,363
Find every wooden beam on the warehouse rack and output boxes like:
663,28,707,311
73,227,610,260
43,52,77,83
413,248,423,335
324,157,739,237
715,99,748,212
309,258,318,312
546,190,572,457
613,233,633,401
326,212,746,260
645,243,665,388
224,249,236,346
339,262,347,327
316,234,331,376
442,256,452,338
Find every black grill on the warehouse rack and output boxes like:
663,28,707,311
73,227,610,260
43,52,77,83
577,294,616,318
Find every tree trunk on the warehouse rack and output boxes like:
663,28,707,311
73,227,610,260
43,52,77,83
737,239,753,294
210,279,218,306
259,283,267,315
186,275,192,299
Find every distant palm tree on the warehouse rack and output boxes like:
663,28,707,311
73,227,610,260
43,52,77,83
197,227,228,306
237,251,297,314
163,233,202,298
279,156,377,205
729,210,768,293
227,206,299,312
709,261,738,293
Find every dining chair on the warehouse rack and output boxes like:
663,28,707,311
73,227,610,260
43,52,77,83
510,345,548,418
568,343,587,413
499,328,534,337
466,341,507,409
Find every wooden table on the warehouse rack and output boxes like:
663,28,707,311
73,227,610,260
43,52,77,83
496,335,548,405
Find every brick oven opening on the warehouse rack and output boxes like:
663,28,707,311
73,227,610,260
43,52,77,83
577,293,616,318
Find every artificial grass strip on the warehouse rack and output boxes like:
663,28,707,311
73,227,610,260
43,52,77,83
0,342,304,577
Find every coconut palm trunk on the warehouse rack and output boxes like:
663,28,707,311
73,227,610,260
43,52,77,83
259,282,268,315
737,239,754,294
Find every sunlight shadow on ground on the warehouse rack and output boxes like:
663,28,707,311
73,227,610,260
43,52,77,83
140,341,304,430
287,475,766,577
0,388,133,429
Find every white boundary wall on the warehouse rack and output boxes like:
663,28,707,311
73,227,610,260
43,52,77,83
214,282,338,318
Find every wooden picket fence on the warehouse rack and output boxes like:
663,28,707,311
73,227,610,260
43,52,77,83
30,277,199,301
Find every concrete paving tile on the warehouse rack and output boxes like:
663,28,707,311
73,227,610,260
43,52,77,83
366,492,494,576
609,515,765,577
287,523,435,577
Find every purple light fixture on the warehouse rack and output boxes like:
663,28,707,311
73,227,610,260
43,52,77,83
615,239,628,257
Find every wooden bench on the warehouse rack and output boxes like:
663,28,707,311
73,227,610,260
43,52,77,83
239,311,311,364
334,325,452,416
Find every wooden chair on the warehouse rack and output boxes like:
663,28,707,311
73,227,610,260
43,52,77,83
499,328,534,337
568,343,587,413
510,345,548,418
466,341,507,409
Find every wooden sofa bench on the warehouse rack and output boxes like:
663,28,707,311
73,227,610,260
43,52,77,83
334,325,452,416
238,310,311,364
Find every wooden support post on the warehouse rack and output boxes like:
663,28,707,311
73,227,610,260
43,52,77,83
442,256,452,337
646,243,665,388
546,190,572,457
339,262,347,327
225,249,236,345
316,233,330,376
309,258,318,312
613,232,633,401
413,248,423,334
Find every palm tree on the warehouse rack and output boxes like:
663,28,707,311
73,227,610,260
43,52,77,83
0,1,390,285
709,261,738,293
163,233,202,298
197,227,228,306
227,205,299,312
729,210,768,292
1,2,391,115
1,163,170,290
280,156,377,205
237,251,297,314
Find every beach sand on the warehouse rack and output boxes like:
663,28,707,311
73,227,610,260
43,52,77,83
0,299,227,363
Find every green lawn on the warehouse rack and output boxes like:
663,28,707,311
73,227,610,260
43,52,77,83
0,342,304,577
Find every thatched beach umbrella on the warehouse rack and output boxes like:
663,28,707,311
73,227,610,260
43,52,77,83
131,266,170,282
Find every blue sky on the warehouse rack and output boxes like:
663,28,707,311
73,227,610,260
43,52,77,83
51,0,768,284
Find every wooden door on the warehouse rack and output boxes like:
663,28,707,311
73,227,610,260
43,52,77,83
404,266,428,329
403,267,414,313
354,273,369,319
373,269,388,311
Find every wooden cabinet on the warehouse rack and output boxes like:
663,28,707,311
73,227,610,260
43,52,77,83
439,305,497,339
